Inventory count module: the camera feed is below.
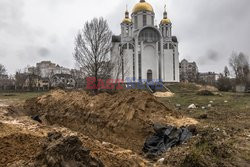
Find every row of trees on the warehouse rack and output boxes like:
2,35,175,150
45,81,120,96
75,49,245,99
217,52,250,91
0,64,6,76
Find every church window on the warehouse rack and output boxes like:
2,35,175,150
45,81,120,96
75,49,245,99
139,53,142,81
158,41,161,52
134,16,138,29
139,27,160,42
129,43,134,50
126,28,129,36
133,53,135,80
143,15,147,26
169,43,174,49
122,43,127,49
173,54,176,80
164,43,168,49
151,16,154,25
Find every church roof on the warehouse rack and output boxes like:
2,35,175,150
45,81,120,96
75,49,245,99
122,18,132,24
161,18,171,25
132,0,154,13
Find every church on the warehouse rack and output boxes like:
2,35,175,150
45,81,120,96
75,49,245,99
111,0,179,83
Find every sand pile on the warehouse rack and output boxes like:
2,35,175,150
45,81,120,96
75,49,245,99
153,91,174,97
24,89,193,152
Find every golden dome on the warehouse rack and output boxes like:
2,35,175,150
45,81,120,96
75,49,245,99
132,0,154,13
161,18,171,24
122,18,132,24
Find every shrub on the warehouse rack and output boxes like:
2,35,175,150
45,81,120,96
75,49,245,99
216,77,232,92
197,90,214,96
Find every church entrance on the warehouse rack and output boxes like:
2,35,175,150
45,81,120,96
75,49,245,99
147,69,153,82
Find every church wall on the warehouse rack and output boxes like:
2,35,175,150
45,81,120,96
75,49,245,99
137,15,143,29
174,46,180,82
163,49,174,82
141,44,158,81
123,49,134,80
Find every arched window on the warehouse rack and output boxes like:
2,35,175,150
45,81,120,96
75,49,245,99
134,16,138,29
139,27,160,42
129,43,134,50
164,43,168,49
143,15,147,26
122,43,127,50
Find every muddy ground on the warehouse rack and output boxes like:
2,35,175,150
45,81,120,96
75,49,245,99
0,85,249,167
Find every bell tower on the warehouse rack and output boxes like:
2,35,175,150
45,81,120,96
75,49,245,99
121,7,133,38
159,5,172,38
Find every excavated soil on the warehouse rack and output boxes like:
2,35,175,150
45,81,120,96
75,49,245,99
0,131,43,166
0,108,152,167
23,90,196,153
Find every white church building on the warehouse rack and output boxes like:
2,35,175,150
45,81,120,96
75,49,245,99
111,0,179,83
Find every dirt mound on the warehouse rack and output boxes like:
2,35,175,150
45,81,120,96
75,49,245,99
197,85,218,92
153,91,174,97
0,133,43,167
24,89,186,153
33,132,104,167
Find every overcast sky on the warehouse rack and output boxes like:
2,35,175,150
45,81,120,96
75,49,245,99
0,0,250,74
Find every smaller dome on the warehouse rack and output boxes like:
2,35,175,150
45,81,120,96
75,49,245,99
122,18,132,24
161,18,171,24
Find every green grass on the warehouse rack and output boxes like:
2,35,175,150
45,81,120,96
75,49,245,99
159,92,250,111
0,92,46,101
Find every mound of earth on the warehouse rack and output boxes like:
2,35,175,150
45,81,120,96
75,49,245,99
33,132,104,167
0,132,43,167
23,89,194,153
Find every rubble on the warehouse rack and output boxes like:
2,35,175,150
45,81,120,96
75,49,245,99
188,104,196,109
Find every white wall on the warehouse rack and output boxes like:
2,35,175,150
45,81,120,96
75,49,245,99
141,44,158,81
163,49,173,82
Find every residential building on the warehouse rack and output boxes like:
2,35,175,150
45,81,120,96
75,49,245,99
179,59,198,82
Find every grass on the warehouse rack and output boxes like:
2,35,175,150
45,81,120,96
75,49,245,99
0,92,46,101
158,85,250,166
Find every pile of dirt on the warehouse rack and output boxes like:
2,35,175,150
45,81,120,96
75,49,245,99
23,89,193,153
33,132,104,167
153,91,174,97
197,84,218,92
0,133,43,167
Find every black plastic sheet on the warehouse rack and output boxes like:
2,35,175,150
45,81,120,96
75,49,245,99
143,124,192,157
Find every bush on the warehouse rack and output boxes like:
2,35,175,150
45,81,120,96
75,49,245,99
197,90,214,96
216,77,232,92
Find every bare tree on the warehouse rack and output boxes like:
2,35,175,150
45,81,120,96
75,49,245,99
74,17,112,93
0,64,6,75
15,70,27,90
229,52,249,84
224,66,230,77
111,45,130,81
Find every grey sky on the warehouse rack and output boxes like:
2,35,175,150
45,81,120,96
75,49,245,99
0,0,250,74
